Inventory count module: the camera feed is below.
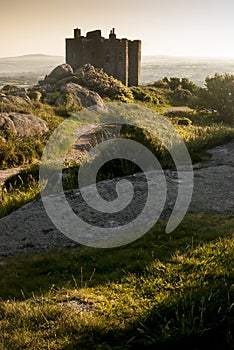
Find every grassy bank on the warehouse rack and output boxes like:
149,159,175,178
0,79,234,349
1,107,234,219
0,213,233,349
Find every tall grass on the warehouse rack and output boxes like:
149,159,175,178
0,213,233,349
0,164,40,218
1,119,234,219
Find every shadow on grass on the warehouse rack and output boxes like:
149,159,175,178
0,213,233,301
60,284,233,350
0,213,233,349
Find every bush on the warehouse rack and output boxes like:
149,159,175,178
27,91,42,102
0,135,46,168
131,87,159,104
161,77,199,93
172,87,193,102
153,79,168,88
1,84,19,95
198,73,234,120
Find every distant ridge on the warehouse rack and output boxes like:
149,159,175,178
0,54,234,86
0,54,64,60
0,54,64,78
1,53,234,61
142,55,234,61
20,54,62,57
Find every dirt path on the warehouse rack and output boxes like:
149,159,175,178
0,124,121,185
0,139,233,258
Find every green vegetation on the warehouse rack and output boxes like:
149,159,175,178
0,72,234,349
131,87,159,104
199,73,234,120
1,73,234,219
161,76,199,93
0,134,46,168
0,164,40,218
0,213,233,349
0,101,75,169
75,64,134,101
151,77,198,106
1,118,233,220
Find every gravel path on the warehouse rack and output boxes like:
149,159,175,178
0,140,233,258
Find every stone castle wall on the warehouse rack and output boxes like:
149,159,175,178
66,28,141,86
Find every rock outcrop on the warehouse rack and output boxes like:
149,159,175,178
0,112,49,137
38,63,133,102
33,81,107,111
43,63,74,84
31,64,107,111
0,63,133,111
74,64,134,101
58,82,106,108
0,88,31,105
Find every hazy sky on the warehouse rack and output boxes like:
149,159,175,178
0,0,233,58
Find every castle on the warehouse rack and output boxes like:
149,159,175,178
65,28,141,86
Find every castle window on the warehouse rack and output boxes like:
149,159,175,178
106,52,110,63
119,52,123,63
92,51,95,58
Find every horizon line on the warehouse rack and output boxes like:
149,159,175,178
1,53,234,60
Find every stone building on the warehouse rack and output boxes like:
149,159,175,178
66,28,141,86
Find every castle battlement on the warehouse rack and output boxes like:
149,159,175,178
65,28,141,86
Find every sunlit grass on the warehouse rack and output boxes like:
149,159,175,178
0,184,39,218
0,213,233,349
1,111,234,219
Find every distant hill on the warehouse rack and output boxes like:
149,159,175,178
1,54,234,87
0,54,64,75
141,55,234,86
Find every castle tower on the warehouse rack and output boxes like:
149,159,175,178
65,28,141,86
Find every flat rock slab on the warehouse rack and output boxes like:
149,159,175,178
0,140,233,258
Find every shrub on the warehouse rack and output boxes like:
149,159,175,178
1,84,19,95
27,91,42,102
172,87,193,102
162,77,199,93
131,87,159,104
153,79,168,88
0,135,47,168
198,73,234,120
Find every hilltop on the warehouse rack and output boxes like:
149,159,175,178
0,54,64,85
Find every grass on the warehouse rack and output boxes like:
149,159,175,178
0,185,39,218
0,88,234,348
0,102,64,169
0,164,40,218
1,109,233,219
0,89,233,170
0,213,233,349
176,123,234,162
